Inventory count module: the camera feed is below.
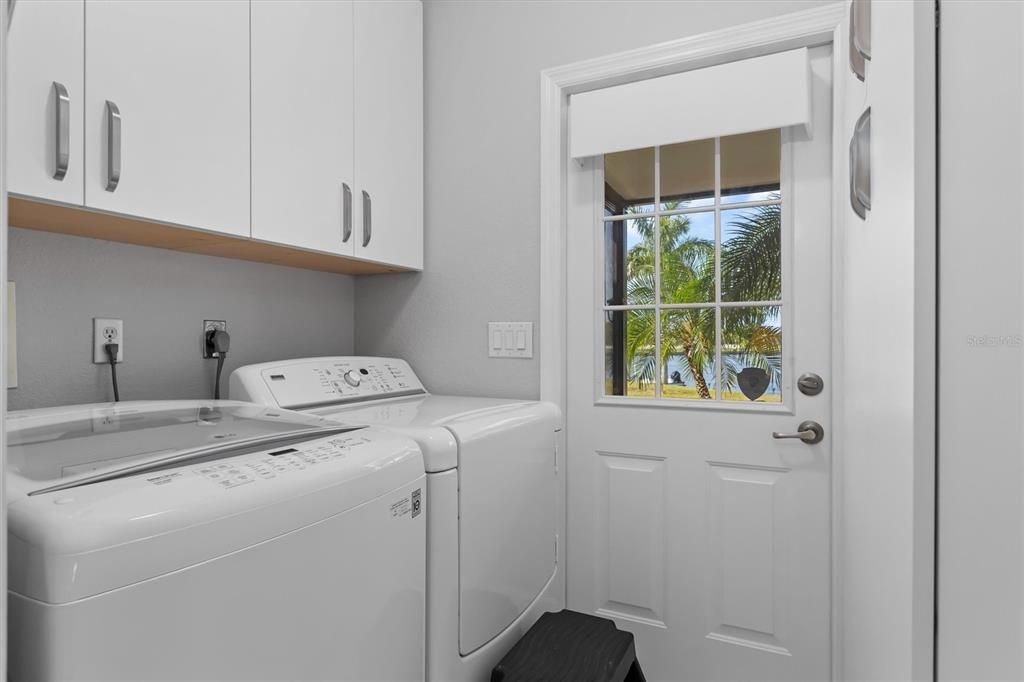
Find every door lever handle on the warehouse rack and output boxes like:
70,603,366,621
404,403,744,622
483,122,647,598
772,420,824,444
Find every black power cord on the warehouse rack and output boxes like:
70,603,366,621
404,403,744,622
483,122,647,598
104,342,120,402
206,329,231,399
215,354,226,399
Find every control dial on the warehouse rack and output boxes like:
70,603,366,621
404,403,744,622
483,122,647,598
343,370,362,387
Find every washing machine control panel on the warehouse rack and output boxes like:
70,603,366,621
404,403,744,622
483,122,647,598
190,433,374,489
254,357,427,410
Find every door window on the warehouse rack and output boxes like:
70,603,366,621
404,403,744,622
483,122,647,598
602,131,783,403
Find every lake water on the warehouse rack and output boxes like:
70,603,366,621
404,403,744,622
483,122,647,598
663,353,781,395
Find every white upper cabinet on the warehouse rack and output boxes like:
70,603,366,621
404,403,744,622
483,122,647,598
7,0,85,205
252,1,355,255
83,0,250,237
7,0,423,271
354,0,423,269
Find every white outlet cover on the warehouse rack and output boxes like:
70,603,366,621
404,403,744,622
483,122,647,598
488,322,533,358
93,318,124,363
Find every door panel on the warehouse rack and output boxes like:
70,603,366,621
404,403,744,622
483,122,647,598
567,46,834,681
84,0,249,236
353,0,423,269
705,462,788,654
596,452,667,625
252,1,355,255
7,0,84,205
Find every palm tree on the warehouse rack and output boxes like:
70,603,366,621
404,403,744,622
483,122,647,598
620,199,782,399
719,203,783,393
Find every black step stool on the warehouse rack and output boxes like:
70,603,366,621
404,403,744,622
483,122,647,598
491,610,646,682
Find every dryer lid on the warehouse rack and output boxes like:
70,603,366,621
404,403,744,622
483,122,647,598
6,401,340,494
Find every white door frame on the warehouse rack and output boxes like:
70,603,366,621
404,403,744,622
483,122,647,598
538,3,852,678
2,0,10,677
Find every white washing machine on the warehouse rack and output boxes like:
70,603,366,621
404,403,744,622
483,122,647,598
6,400,427,682
230,357,564,682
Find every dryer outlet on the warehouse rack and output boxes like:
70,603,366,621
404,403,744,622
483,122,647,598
203,320,227,359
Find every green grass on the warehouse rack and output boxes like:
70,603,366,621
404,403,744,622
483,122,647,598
608,381,782,403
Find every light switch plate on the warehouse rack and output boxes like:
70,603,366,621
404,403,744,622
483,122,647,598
488,322,533,358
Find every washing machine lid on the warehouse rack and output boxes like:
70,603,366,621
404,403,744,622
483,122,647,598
6,400,341,496
6,402,425,605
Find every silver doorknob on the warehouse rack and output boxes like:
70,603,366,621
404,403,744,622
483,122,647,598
772,420,824,444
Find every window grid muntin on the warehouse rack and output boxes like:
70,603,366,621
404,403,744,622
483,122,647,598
601,136,783,403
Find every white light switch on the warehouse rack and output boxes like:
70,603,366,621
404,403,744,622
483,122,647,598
488,322,533,358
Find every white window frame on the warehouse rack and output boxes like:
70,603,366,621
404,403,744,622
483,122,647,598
593,133,795,412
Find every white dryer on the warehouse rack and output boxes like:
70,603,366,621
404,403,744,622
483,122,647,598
6,400,426,682
230,357,564,682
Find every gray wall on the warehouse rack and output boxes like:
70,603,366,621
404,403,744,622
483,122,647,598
355,0,830,400
8,227,354,409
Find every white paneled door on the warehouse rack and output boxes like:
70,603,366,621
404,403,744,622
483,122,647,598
566,47,833,681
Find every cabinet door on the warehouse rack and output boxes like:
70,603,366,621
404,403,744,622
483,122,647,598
83,1,249,237
354,0,423,269
7,0,84,205
252,1,355,255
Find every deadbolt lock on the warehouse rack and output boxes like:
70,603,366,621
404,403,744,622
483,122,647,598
797,373,824,396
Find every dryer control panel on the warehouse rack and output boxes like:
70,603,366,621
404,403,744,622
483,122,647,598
230,357,427,410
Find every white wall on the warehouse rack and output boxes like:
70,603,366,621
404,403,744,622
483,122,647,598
837,2,935,680
6,228,356,409
355,0,831,399
938,2,1023,679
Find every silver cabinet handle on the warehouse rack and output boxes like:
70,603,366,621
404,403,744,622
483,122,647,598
342,183,353,243
361,190,372,247
849,1,866,81
772,420,824,445
849,107,871,219
52,82,70,180
105,100,121,192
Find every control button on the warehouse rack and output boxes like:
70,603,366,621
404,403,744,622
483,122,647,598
54,497,75,505
343,370,361,387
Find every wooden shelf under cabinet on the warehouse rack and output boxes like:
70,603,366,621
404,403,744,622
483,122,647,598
7,197,411,276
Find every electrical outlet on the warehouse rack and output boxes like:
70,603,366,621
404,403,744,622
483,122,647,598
93,318,124,363
203,320,227,358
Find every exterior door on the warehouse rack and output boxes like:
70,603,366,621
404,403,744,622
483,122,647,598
566,46,833,681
